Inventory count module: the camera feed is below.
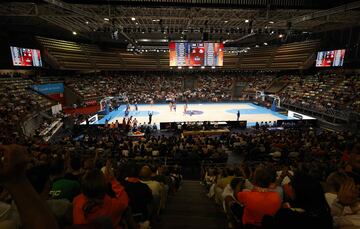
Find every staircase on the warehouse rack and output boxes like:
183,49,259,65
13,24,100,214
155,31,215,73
157,180,227,229
265,78,288,94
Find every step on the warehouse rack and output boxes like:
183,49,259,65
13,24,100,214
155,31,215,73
157,180,227,229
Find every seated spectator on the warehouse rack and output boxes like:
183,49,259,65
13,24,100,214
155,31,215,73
236,165,281,227
72,164,129,229
27,165,73,227
50,158,80,202
215,168,236,204
345,144,360,185
65,156,83,182
223,177,246,229
139,165,163,198
325,171,360,228
264,172,333,229
223,177,245,211
139,165,163,220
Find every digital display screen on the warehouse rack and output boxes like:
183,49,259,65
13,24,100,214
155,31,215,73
10,46,42,67
316,49,345,67
169,42,224,67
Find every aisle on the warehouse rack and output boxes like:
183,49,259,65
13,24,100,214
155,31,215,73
157,180,227,229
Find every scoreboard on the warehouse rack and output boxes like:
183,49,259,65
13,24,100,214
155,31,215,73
169,42,224,67
10,46,43,67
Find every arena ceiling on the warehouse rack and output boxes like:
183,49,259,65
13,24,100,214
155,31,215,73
1,0,360,47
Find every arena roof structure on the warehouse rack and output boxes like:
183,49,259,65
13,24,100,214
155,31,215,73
1,0,360,47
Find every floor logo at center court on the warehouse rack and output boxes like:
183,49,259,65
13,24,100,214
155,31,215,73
184,110,203,116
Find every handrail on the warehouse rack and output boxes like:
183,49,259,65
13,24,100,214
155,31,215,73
282,100,355,121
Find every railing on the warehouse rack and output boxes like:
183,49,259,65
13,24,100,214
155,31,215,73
109,0,311,8
282,99,354,122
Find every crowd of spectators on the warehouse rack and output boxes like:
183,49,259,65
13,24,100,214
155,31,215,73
2,70,359,132
202,125,360,228
0,140,183,229
1,119,358,229
65,72,234,103
66,125,229,164
0,81,359,229
64,71,360,116
280,73,360,114
0,74,54,142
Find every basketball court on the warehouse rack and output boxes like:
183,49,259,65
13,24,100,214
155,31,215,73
96,102,294,127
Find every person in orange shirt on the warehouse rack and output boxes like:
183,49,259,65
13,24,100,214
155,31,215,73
236,165,281,227
73,161,129,229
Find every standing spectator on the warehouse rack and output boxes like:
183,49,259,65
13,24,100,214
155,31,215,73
122,164,153,223
72,164,129,229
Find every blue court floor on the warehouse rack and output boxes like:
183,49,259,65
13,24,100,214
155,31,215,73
97,102,292,127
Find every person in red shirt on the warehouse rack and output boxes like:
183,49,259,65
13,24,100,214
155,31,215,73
236,165,281,227
73,162,129,229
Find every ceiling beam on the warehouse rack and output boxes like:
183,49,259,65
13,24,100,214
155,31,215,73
291,0,360,24
42,0,136,46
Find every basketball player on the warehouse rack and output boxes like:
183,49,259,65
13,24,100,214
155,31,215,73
183,103,188,115
169,101,173,112
134,102,138,113
173,102,176,112
237,110,240,121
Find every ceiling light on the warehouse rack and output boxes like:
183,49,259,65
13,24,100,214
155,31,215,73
255,45,259,48
189,66,193,69
201,66,205,69
72,31,77,35
178,66,182,69
211,66,216,69
264,42,268,46
85,21,89,24
131,17,136,21
104,18,109,21
245,19,249,23
135,22,138,25
269,21,274,24
279,34,284,38
224,21,228,23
